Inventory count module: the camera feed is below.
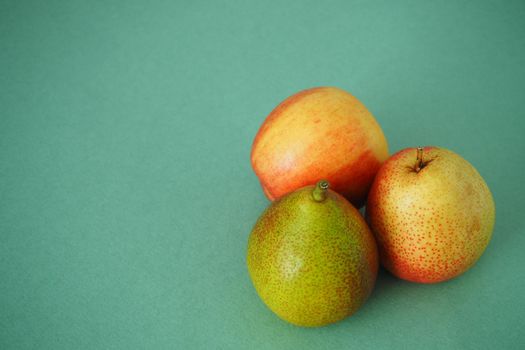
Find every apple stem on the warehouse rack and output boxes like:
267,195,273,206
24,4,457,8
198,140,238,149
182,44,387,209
312,180,330,202
415,146,424,172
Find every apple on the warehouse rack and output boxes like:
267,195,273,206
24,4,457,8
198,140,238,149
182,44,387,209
366,146,495,283
251,87,388,208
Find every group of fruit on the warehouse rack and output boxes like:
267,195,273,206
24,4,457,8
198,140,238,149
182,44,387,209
246,87,495,327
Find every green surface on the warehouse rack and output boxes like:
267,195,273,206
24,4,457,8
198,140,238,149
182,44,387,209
1,1,524,349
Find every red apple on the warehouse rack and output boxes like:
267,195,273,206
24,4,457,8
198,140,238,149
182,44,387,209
251,87,389,207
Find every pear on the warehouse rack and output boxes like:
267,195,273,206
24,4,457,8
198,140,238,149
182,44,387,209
247,180,378,327
366,147,495,283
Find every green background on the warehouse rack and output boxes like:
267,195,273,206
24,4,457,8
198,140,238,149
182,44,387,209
1,1,524,349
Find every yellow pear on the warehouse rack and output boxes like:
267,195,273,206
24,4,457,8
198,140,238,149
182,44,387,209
366,147,495,283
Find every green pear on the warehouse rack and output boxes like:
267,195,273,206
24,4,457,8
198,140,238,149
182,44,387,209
247,180,378,327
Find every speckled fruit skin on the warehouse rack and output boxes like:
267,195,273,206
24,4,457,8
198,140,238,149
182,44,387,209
251,87,389,208
366,147,495,283
247,185,378,327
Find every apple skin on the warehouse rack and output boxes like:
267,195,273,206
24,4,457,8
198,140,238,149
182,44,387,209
251,87,389,208
366,147,495,283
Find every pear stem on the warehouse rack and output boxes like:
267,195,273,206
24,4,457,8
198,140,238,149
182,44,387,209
415,146,424,172
312,180,330,202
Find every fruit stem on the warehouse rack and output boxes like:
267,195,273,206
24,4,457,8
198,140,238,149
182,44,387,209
312,180,330,202
415,146,424,172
